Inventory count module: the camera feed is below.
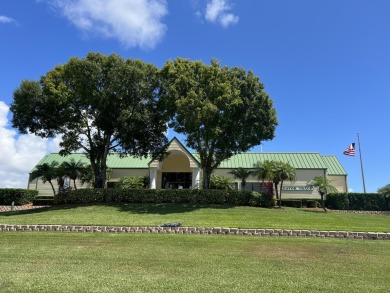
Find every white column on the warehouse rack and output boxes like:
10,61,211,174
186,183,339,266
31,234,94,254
150,168,157,189
192,168,201,189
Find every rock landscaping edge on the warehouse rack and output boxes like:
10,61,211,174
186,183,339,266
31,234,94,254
0,224,389,240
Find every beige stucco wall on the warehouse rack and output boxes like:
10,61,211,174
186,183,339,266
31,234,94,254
327,175,348,193
109,169,148,182
161,155,191,172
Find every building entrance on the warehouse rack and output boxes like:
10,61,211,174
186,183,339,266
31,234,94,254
162,172,192,189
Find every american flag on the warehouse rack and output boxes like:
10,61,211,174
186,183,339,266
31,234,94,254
343,143,355,156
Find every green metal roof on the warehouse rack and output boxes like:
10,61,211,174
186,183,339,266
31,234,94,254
33,152,346,176
32,153,152,172
208,152,328,169
321,155,347,175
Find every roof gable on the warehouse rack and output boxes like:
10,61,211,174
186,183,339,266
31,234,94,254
149,137,199,168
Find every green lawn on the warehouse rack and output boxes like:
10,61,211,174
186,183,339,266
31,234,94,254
0,232,389,292
1,203,389,232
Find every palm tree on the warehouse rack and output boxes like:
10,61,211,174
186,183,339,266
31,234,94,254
253,160,278,204
275,161,296,208
307,177,338,212
62,159,87,190
29,161,59,196
228,167,253,190
253,160,273,183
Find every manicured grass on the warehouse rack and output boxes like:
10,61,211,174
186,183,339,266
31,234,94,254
1,203,389,232
0,232,389,292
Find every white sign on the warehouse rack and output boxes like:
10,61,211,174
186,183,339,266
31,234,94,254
282,186,313,191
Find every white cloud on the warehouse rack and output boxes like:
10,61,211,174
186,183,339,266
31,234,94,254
47,0,168,49
0,15,15,24
205,0,238,28
0,101,61,188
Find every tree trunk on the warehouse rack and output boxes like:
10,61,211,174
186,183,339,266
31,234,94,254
279,181,283,208
274,182,279,201
321,194,327,212
202,168,212,189
48,180,56,196
94,169,105,189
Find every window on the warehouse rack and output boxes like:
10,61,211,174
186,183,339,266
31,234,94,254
162,172,192,189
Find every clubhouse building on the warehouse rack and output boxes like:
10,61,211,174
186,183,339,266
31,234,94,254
29,138,348,198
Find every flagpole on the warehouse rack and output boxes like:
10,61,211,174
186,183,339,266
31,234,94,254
357,132,366,193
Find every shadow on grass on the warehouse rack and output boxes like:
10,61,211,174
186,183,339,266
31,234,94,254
299,209,328,214
0,203,237,217
112,203,236,215
0,204,82,217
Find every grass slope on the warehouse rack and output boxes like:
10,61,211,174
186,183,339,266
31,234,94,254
1,233,389,292
1,203,389,232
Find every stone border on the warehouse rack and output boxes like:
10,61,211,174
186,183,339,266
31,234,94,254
0,205,49,212
0,224,389,240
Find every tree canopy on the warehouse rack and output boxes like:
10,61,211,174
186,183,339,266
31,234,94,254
161,58,277,188
12,53,168,188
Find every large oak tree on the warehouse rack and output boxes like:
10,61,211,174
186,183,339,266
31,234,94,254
161,58,277,188
11,53,168,188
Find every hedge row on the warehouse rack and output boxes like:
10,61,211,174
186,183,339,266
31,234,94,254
281,199,319,208
0,188,38,205
54,189,275,207
326,193,389,211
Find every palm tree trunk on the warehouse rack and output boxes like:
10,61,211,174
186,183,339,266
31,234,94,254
73,179,77,190
48,180,56,196
279,181,283,208
321,194,327,212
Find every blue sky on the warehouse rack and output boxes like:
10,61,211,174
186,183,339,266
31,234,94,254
0,0,389,192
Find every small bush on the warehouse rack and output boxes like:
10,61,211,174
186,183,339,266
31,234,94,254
281,199,302,208
249,192,275,207
209,175,234,190
302,199,319,208
32,196,54,205
116,176,146,190
0,188,38,205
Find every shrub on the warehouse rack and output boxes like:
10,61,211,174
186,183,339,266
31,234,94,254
325,193,388,211
325,193,349,210
116,176,145,189
249,191,275,207
302,199,319,208
348,193,387,211
281,199,302,208
32,196,54,205
0,188,38,205
209,175,234,190
54,188,273,207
